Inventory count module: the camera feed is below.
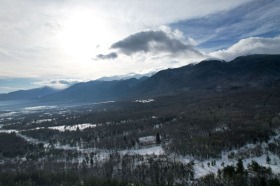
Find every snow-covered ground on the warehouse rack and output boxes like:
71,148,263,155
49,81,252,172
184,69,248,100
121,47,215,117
193,153,280,179
191,129,280,178
134,99,155,103
0,129,18,133
23,106,57,111
154,124,162,128
139,136,156,143
1,119,279,179
37,119,52,123
17,133,48,147
8,129,280,179
29,119,53,124
213,125,229,132
93,100,115,105
49,123,96,131
120,146,164,156
0,111,18,117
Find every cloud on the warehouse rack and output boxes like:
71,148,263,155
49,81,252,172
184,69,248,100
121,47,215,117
2,0,279,93
96,52,118,60
50,80,75,85
111,30,202,56
0,0,253,80
209,36,280,61
170,0,280,50
34,79,82,89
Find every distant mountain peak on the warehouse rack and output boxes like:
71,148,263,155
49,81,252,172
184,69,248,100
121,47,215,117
97,72,156,81
201,57,225,62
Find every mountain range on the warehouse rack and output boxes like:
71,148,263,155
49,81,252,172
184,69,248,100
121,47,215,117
0,54,279,103
0,86,59,101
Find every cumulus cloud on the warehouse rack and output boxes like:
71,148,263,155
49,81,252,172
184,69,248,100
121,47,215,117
111,30,202,56
96,52,118,60
210,36,280,61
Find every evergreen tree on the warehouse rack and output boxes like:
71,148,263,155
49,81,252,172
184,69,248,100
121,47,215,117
156,133,161,144
266,155,271,164
236,159,244,174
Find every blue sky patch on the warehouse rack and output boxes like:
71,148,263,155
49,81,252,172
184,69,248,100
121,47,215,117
170,0,280,51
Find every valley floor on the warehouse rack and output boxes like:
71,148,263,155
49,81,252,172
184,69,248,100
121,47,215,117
1,88,280,185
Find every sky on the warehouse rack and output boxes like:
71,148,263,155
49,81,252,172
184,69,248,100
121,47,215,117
0,0,279,93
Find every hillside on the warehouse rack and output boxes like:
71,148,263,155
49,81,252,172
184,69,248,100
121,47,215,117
1,54,280,103
44,54,280,103
129,54,280,96
0,86,59,101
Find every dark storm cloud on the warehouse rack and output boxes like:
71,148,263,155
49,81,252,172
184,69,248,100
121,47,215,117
96,52,118,60
111,30,201,55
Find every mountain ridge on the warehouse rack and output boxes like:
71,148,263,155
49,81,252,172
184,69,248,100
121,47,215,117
0,86,59,101
1,54,279,103
127,54,280,97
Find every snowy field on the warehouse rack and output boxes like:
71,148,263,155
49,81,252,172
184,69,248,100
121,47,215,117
48,123,97,131
134,99,155,103
120,146,164,156
2,126,279,179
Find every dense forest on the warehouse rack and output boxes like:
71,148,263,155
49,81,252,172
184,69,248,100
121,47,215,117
1,87,280,185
